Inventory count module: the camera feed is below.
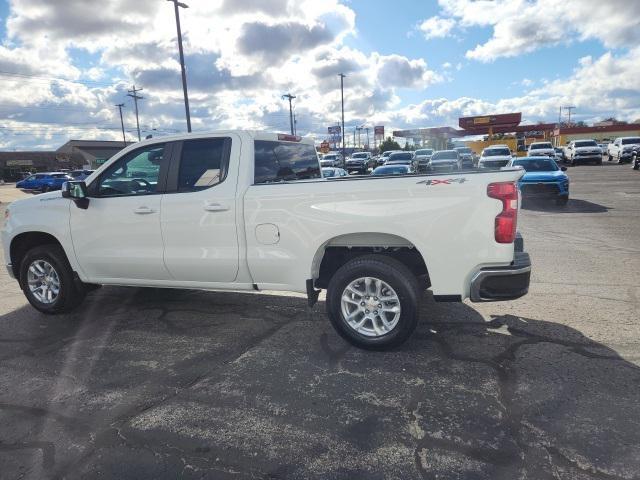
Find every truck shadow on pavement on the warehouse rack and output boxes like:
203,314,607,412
0,287,638,479
522,198,610,214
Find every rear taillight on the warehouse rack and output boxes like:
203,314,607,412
487,182,518,243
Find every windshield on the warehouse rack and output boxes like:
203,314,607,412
351,153,368,159
389,152,413,160
323,154,337,160
513,158,559,171
432,151,457,160
575,140,598,147
621,138,640,145
373,166,409,175
415,149,433,155
456,147,472,154
322,168,339,177
51,173,71,179
483,148,511,157
529,143,553,150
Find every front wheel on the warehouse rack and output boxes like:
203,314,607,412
633,156,640,170
19,245,86,314
326,255,420,350
41,185,50,193
608,154,613,162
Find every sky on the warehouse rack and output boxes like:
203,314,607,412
0,0,639,150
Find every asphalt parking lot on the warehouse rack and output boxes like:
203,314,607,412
1,163,639,479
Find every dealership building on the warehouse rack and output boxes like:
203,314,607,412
0,140,132,181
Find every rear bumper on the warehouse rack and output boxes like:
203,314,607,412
469,251,531,302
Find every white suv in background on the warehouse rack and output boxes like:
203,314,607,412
478,145,513,169
566,139,603,166
607,137,640,163
527,142,555,157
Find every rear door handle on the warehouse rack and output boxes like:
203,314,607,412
133,206,156,214
203,203,229,212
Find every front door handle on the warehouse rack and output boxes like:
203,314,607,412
133,206,156,214
203,203,229,212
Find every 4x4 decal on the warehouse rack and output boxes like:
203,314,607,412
417,178,467,185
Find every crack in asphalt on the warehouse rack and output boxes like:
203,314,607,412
410,317,633,480
48,316,298,478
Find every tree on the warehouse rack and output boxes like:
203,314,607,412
379,137,401,153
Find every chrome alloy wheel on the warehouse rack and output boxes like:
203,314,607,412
27,260,60,304
340,277,401,337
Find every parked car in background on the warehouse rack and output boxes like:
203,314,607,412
15,172,73,193
69,169,95,180
2,130,530,349
478,146,513,169
565,139,602,166
454,146,474,169
554,147,565,163
386,152,416,169
607,137,640,163
371,164,414,176
320,152,344,168
527,142,555,157
427,150,459,172
345,152,374,174
509,157,569,205
378,150,401,166
321,167,348,178
414,148,434,172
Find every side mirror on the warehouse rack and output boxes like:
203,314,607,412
561,166,567,171
62,181,89,209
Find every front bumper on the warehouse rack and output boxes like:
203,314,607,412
519,181,568,197
470,247,531,302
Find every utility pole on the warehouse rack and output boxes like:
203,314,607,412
339,73,346,159
167,0,192,133
353,128,356,151
563,106,576,127
558,106,562,126
282,93,296,135
127,85,144,141
115,103,126,146
293,110,297,135
365,127,370,150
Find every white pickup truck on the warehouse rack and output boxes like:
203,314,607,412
2,131,530,349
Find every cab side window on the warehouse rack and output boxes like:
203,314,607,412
177,138,230,192
96,144,166,197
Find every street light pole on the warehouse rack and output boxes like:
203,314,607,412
339,73,346,159
282,93,296,135
167,0,192,133
115,103,126,146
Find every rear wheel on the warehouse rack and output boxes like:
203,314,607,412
326,255,420,350
556,195,569,206
41,185,50,193
608,154,613,162
19,245,86,314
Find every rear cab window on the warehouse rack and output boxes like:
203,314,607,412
254,141,320,184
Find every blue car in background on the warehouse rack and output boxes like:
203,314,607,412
508,157,569,206
16,172,74,193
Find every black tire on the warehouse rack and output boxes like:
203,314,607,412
633,159,640,170
41,185,50,193
608,154,613,162
556,195,569,206
325,255,420,350
596,158,602,165
19,244,86,314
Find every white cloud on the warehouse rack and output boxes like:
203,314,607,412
418,16,456,39
432,0,640,62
